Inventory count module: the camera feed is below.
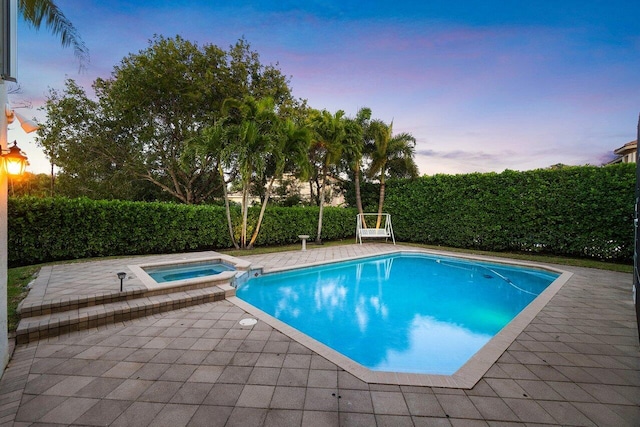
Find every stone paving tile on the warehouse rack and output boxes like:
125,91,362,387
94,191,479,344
304,387,340,412
39,396,99,424
469,396,520,422
41,375,95,396
370,390,410,415
277,367,309,387
226,406,268,427
202,383,244,406
435,393,483,419
137,380,182,402
247,366,281,385
263,408,303,427
1,245,639,426
169,381,213,404
307,369,338,389
13,395,67,422
73,398,132,425
105,378,154,400
300,409,339,427
188,405,234,427
573,401,635,426
75,376,126,398
501,397,557,424
149,402,199,427
538,400,597,426
412,416,453,426
270,385,306,410
403,392,446,417
236,384,275,408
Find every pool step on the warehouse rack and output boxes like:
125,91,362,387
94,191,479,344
17,276,236,318
15,284,236,344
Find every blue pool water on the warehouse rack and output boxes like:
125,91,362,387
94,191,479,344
236,253,559,375
145,261,234,283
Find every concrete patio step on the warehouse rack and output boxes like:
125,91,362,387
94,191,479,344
15,284,236,344
17,276,236,318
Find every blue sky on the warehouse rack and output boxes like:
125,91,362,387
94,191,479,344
10,0,640,175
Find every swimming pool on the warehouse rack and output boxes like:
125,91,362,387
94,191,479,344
236,252,561,376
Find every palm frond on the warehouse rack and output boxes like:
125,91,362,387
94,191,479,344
20,0,89,70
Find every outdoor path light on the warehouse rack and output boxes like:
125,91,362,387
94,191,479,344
117,272,126,292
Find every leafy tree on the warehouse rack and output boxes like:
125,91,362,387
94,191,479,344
37,36,293,203
7,172,49,197
368,120,418,227
309,109,347,244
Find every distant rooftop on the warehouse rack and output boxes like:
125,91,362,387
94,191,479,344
608,139,637,164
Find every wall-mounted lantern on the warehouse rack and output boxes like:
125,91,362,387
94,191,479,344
1,141,27,176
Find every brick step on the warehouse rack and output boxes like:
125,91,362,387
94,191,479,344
15,284,235,344
17,275,236,318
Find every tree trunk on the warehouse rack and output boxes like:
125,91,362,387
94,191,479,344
376,173,386,229
354,161,366,228
50,161,55,197
219,165,238,249
248,176,275,249
316,168,327,244
241,183,249,249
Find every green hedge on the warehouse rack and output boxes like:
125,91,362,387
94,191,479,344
8,197,357,267
384,164,634,262
8,164,634,266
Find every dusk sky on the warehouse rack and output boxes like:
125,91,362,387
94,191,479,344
10,0,640,176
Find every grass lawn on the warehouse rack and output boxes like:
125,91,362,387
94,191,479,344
6,240,633,332
7,265,40,331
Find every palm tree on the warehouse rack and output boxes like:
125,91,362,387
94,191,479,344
20,0,89,68
222,96,279,249
309,109,346,244
247,119,311,249
346,107,371,226
195,121,239,249
368,120,418,228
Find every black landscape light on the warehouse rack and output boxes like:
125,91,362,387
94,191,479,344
117,272,127,292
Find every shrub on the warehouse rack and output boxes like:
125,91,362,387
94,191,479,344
8,197,357,266
9,164,633,266
384,164,634,262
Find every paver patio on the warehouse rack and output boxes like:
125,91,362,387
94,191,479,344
0,243,638,426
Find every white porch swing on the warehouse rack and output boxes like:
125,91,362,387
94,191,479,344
356,213,396,245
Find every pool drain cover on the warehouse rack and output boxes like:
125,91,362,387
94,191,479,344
239,318,258,326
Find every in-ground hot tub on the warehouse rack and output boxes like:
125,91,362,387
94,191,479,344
129,253,252,292
145,260,235,283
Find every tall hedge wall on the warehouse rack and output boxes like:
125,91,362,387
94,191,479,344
384,164,634,262
7,197,356,267
8,164,634,266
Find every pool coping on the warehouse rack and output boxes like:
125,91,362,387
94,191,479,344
228,248,573,389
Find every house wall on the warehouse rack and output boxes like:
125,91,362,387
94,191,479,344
1,82,10,371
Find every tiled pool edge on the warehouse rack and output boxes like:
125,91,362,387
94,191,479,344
452,268,573,388
230,248,573,389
